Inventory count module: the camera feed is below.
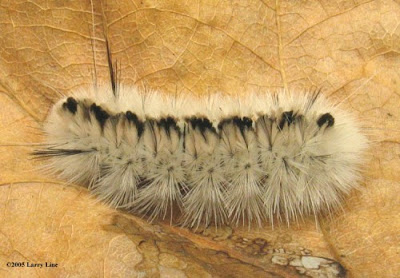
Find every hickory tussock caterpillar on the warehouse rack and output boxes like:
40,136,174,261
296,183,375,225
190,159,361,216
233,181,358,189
34,85,368,228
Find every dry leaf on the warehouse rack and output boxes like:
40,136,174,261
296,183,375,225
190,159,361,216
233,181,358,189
0,0,399,277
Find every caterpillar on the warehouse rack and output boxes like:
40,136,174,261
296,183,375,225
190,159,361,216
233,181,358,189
33,85,368,229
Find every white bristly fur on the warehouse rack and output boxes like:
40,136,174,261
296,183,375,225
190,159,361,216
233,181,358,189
36,86,368,228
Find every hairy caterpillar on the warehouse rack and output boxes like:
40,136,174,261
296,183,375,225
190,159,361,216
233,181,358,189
34,85,367,228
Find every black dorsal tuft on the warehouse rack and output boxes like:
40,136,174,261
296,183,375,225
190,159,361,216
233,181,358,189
317,113,335,128
126,111,144,136
158,117,179,137
62,97,78,114
218,116,253,131
189,117,216,133
278,111,295,130
90,103,110,127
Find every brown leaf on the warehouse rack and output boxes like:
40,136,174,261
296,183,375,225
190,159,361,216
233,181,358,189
0,0,399,277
